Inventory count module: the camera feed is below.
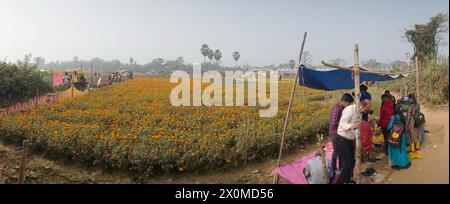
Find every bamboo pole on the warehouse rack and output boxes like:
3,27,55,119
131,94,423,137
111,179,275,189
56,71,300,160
243,118,250,168
273,32,308,184
321,61,415,75
18,140,29,184
405,84,408,97
353,44,362,184
415,56,420,102
91,64,94,87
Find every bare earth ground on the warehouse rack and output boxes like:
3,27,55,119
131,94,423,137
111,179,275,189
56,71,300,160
0,105,448,184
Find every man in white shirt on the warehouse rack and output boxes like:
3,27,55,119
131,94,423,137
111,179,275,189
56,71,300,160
335,102,360,184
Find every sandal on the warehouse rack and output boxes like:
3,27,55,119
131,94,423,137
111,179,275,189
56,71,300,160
414,150,423,159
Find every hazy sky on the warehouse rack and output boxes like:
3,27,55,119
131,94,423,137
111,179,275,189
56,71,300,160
1,0,448,66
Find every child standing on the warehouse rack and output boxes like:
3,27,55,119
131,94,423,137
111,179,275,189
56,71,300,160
379,94,395,155
360,119,374,161
371,119,384,152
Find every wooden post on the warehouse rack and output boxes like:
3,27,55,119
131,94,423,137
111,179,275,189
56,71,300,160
18,140,29,184
317,134,329,184
415,56,420,102
301,62,306,97
243,118,250,168
404,84,408,97
91,64,94,86
353,44,362,184
273,32,308,184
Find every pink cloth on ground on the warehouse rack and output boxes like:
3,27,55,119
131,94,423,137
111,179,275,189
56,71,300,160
272,142,334,184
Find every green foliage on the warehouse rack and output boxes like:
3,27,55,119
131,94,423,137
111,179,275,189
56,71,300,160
381,58,449,105
0,60,53,108
404,13,449,61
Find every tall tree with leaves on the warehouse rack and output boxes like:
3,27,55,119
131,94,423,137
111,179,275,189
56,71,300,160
214,49,222,64
233,52,240,66
201,44,210,62
405,13,449,61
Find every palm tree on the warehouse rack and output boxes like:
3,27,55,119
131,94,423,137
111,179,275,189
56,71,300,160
207,49,214,62
233,51,240,66
289,60,296,72
129,57,134,65
214,49,222,64
200,44,210,62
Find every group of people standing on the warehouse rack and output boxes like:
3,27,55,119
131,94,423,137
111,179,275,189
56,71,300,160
327,85,424,184
108,72,121,85
63,71,89,91
108,71,133,85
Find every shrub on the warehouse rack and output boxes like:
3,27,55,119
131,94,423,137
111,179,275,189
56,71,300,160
381,58,449,105
0,61,53,108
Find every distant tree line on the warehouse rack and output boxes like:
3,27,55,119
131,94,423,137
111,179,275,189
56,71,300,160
29,54,239,73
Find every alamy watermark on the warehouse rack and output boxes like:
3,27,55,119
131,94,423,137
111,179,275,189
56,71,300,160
170,63,279,117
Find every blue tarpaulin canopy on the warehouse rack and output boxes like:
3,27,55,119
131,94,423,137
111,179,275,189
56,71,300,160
298,66,408,91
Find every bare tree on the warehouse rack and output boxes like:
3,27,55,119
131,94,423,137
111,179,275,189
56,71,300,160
33,57,46,69
330,58,346,66
301,51,312,66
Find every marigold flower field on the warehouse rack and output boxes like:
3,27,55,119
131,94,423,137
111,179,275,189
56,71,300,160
0,78,339,174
